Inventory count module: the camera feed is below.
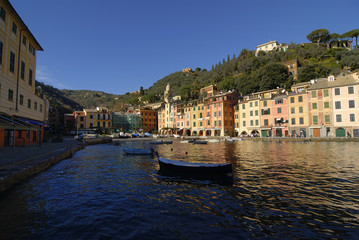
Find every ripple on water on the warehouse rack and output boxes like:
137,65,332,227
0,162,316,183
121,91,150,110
0,141,359,239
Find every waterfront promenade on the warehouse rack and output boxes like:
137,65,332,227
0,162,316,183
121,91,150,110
0,137,84,193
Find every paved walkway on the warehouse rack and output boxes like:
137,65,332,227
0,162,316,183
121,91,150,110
0,137,80,170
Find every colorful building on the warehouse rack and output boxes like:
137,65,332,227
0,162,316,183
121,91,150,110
0,0,46,147
307,78,334,137
330,73,359,137
288,82,311,137
235,94,260,137
259,89,284,137
140,107,157,132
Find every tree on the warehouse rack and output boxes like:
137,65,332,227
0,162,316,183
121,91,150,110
307,29,330,46
219,76,235,91
257,63,289,91
343,29,359,48
297,63,330,82
178,85,191,102
139,86,144,96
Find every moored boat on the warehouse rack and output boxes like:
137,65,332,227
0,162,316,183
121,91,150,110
157,157,232,175
192,140,208,144
122,148,153,155
150,140,173,145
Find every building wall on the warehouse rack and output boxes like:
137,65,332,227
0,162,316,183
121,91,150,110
0,1,45,122
332,84,359,137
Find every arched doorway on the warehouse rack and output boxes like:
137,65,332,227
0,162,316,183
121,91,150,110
206,130,211,136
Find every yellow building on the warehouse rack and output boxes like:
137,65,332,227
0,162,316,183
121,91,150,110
236,95,261,137
84,109,97,129
288,82,311,137
0,0,46,147
307,78,334,137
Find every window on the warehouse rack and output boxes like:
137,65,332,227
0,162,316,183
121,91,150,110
255,120,259,126
242,113,246,118
250,102,253,108
214,112,216,117
349,100,355,108
8,89,13,101
20,95,23,105
350,114,355,122
90,115,93,119
298,96,303,102
250,120,253,126
20,61,25,79
90,123,93,128
334,88,340,96
335,101,341,109
313,116,318,124
250,111,253,116
0,41,3,64
200,112,203,118
12,22,17,35
28,99,31,108
291,118,295,125
299,106,303,113
324,89,329,97
290,97,294,103
312,103,317,109
40,104,42,112
34,102,37,110
336,114,342,122
29,44,35,56
193,122,196,127
10,51,15,73
22,36,27,46
255,101,258,107
242,104,245,109
219,120,221,126
348,86,354,94
275,99,283,104
277,107,282,113
263,100,267,107
262,109,270,115
200,121,203,126
218,111,221,116
324,102,330,108
299,117,304,124
291,107,295,114
311,91,317,98
214,121,217,126
264,119,268,126
323,115,330,123
80,116,84,121
255,110,258,116
242,121,246,127
0,7,6,21
208,120,210,125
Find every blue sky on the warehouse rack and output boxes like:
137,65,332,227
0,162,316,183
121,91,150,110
11,0,359,95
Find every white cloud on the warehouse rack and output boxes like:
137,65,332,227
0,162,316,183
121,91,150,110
36,65,70,89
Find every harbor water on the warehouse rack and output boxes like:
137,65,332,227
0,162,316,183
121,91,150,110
1,140,359,239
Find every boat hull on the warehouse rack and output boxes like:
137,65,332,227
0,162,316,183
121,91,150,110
122,148,153,155
158,157,232,175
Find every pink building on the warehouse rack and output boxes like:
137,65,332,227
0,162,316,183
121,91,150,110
270,95,289,137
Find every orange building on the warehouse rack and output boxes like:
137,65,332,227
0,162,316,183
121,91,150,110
140,107,157,132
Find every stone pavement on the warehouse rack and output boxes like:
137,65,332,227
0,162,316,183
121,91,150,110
0,137,84,193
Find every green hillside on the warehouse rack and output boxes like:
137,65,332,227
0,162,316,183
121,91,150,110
37,28,359,111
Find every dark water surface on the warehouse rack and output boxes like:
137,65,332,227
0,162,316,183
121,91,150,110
1,140,359,239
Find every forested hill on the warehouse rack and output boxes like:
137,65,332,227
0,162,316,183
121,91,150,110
35,81,82,113
37,29,359,111
136,43,359,105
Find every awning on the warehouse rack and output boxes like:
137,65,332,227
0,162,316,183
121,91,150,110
198,118,203,121
272,126,285,129
15,117,45,126
260,128,272,130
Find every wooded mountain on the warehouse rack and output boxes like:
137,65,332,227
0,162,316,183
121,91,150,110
36,29,359,112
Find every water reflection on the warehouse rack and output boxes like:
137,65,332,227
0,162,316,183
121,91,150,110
0,140,359,239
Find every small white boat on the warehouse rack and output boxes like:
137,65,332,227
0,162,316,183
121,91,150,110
122,148,153,155
173,134,181,138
